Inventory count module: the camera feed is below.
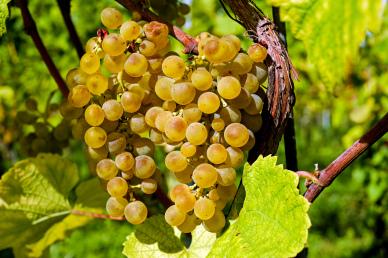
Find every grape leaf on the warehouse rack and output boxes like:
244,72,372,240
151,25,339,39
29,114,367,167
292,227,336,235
123,215,216,258
208,155,310,258
0,0,11,37
268,0,385,88
0,154,108,258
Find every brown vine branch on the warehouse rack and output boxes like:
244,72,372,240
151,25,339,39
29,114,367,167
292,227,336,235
304,112,388,203
56,0,84,58
71,209,125,221
17,0,69,97
115,0,198,54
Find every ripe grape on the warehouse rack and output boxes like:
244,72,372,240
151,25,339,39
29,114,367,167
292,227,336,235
211,116,225,131
115,152,135,171
231,53,253,75
220,106,241,124
96,158,118,180
224,123,249,147
217,76,241,99
191,68,213,91
86,73,108,95
87,146,108,160
102,99,124,121
107,177,128,197
134,155,156,178
192,163,218,188
207,143,227,164
174,166,194,184
177,214,199,233
130,113,149,134
66,68,87,89
141,178,158,194
120,20,141,41
180,142,196,157
225,146,244,168
104,54,126,73
208,189,220,201
175,191,196,212
84,127,107,148
164,116,187,142
124,53,149,77
139,40,157,57
85,104,105,126
244,94,264,115
165,205,186,226
186,122,208,145
60,101,83,120
145,107,164,127
216,166,236,186
85,37,104,58
68,85,91,108
194,197,215,220
165,151,187,172
217,184,237,201
183,104,202,124
227,88,251,109
155,111,173,132
124,201,148,224
247,43,267,62
197,92,220,114
107,132,126,154
106,197,128,217
171,82,196,105
203,210,226,233
155,76,173,101
100,7,123,29
80,52,100,74
162,100,176,112
162,55,186,79
102,33,126,56
243,73,259,93
121,91,142,113
169,184,190,202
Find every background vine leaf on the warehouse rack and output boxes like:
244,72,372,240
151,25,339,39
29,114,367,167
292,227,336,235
208,155,310,258
0,0,11,36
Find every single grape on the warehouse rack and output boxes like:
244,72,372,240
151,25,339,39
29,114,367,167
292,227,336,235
162,55,186,79
106,197,128,217
224,123,249,148
183,104,202,124
217,184,237,201
207,143,228,164
121,170,134,180
120,20,141,41
216,166,236,186
154,111,173,132
171,82,196,105
165,151,188,172
139,40,157,57
107,177,128,197
194,197,215,220
175,191,196,212
85,37,104,58
130,113,149,134
219,106,241,125
66,68,88,89
244,94,264,115
115,152,135,171
155,76,173,101
208,189,220,201
143,21,169,46
211,116,225,131
80,52,100,74
100,7,123,29
192,163,218,188
121,91,142,113
68,85,91,108
253,62,268,84
85,104,105,126
162,100,176,112
102,33,126,56
231,53,253,75
169,184,190,202
104,54,126,73
96,158,118,180
174,166,194,184
134,155,156,179
149,128,164,144
141,178,158,194
222,34,241,53
191,68,213,91
164,116,187,142
124,201,148,224
145,107,164,127
243,73,259,93
186,122,208,145
247,43,267,62
87,146,108,160
60,101,83,120
203,38,230,63
227,88,251,109
124,53,149,77
177,214,199,233
225,146,244,168
107,132,126,154
86,73,108,95
203,210,226,232
84,127,107,148
132,137,155,157
165,205,186,226
197,92,220,114
102,99,124,121
180,142,196,157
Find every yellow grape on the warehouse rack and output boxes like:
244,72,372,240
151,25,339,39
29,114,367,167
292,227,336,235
124,201,148,224
241,112,262,133
211,116,225,131
129,113,149,134
149,128,164,144
85,37,104,58
217,184,237,201
162,55,186,79
86,73,108,95
154,111,173,132
107,177,128,197
102,33,126,56
121,91,142,113
192,163,218,188
84,126,107,148
244,94,264,115
175,192,196,212
106,197,128,217
155,76,173,101
132,137,155,157
174,166,194,184
224,123,249,148
217,76,241,100
197,92,220,114
134,155,156,179
68,85,91,108
207,143,228,164
203,210,226,232
247,43,267,62
100,7,123,29
143,21,169,46
115,152,135,171
120,20,141,41
180,142,196,157
165,116,187,142
203,38,229,63
139,40,157,57
66,68,88,89
87,146,108,160
231,53,253,75
216,166,236,186
171,82,196,105
225,146,244,168
191,68,213,91
96,158,118,180
220,106,241,125
145,107,164,127
186,122,208,145
85,104,105,126
162,100,176,111
102,99,124,121
104,54,126,73
148,57,163,74
141,178,158,194
169,184,190,201
208,189,220,201
80,52,100,74
183,104,202,124
227,88,251,109
177,214,199,233
194,197,215,220
165,151,188,172
124,53,148,77
165,205,186,226
222,34,241,53
243,73,259,93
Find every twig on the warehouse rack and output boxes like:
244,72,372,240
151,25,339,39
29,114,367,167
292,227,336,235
304,112,388,203
272,7,298,171
71,209,125,221
17,0,69,97
115,0,198,54
56,0,84,58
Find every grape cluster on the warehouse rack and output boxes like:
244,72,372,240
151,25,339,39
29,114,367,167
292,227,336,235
147,0,190,26
64,7,268,232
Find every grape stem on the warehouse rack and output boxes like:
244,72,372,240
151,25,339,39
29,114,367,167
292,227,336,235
115,0,198,54
71,209,125,221
56,0,84,59
17,0,69,97
303,112,388,203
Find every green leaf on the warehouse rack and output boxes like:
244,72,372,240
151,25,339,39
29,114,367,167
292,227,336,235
0,154,108,258
123,215,216,257
0,0,11,37
208,156,310,258
272,0,385,88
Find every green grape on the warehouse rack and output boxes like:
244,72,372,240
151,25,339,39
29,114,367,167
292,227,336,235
84,127,107,148
174,166,194,184
66,68,88,89
124,53,149,77
154,111,173,132
194,197,215,220
180,142,196,157
59,101,83,120
86,73,108,95
216,166,236,186
100,119,119,133
141,178,158,194
208,189,220,201
71,118,88,139
80,52,100,74
85,37,104,58
165,205,186,226
107,177,128,197
130,113,149,134
231,53,253,75
34,122,50,139
96,158,118,180
197,92,220,114
100,7,123,29
115,152,135,172
247,43,267,62
87,146,108,160
164,116,187,142
224,123,249,148
186,122,208,145
192,163,218,188
85,104,105,126
139,40,157,57
175,191,196,212
171,82,196,105
207,143,227,164
106,196,128,217
162,55,185,79
107,132,126,154
183,104,202,124
217,184,237,201
191,68,213,91
241,112,262,133
53,121,71,141
169,184,190,202
203,210,226,233
211,116,225,131
102,99,124,121
165,151,187,172
244,94,263,115
121,91,142,113
177,214,199,233
149,128,164,144
225,146,244,168
220,106,241,125
145,107,164,127
243,73,259,93
68,85,91,108
134,155,156,179
102,33,126,57
252,62,268,84
104,54,126,73
132,137,155,156
227,88,251,109
155,76,173,101
124,201,148,224
120,20,141,41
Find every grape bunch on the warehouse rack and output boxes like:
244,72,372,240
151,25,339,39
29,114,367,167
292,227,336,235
63,7,268,232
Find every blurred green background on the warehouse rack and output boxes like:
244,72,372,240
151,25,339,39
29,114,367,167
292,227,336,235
0,0,387,257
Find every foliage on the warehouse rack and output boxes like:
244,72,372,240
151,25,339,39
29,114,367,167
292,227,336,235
0,0,11,36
